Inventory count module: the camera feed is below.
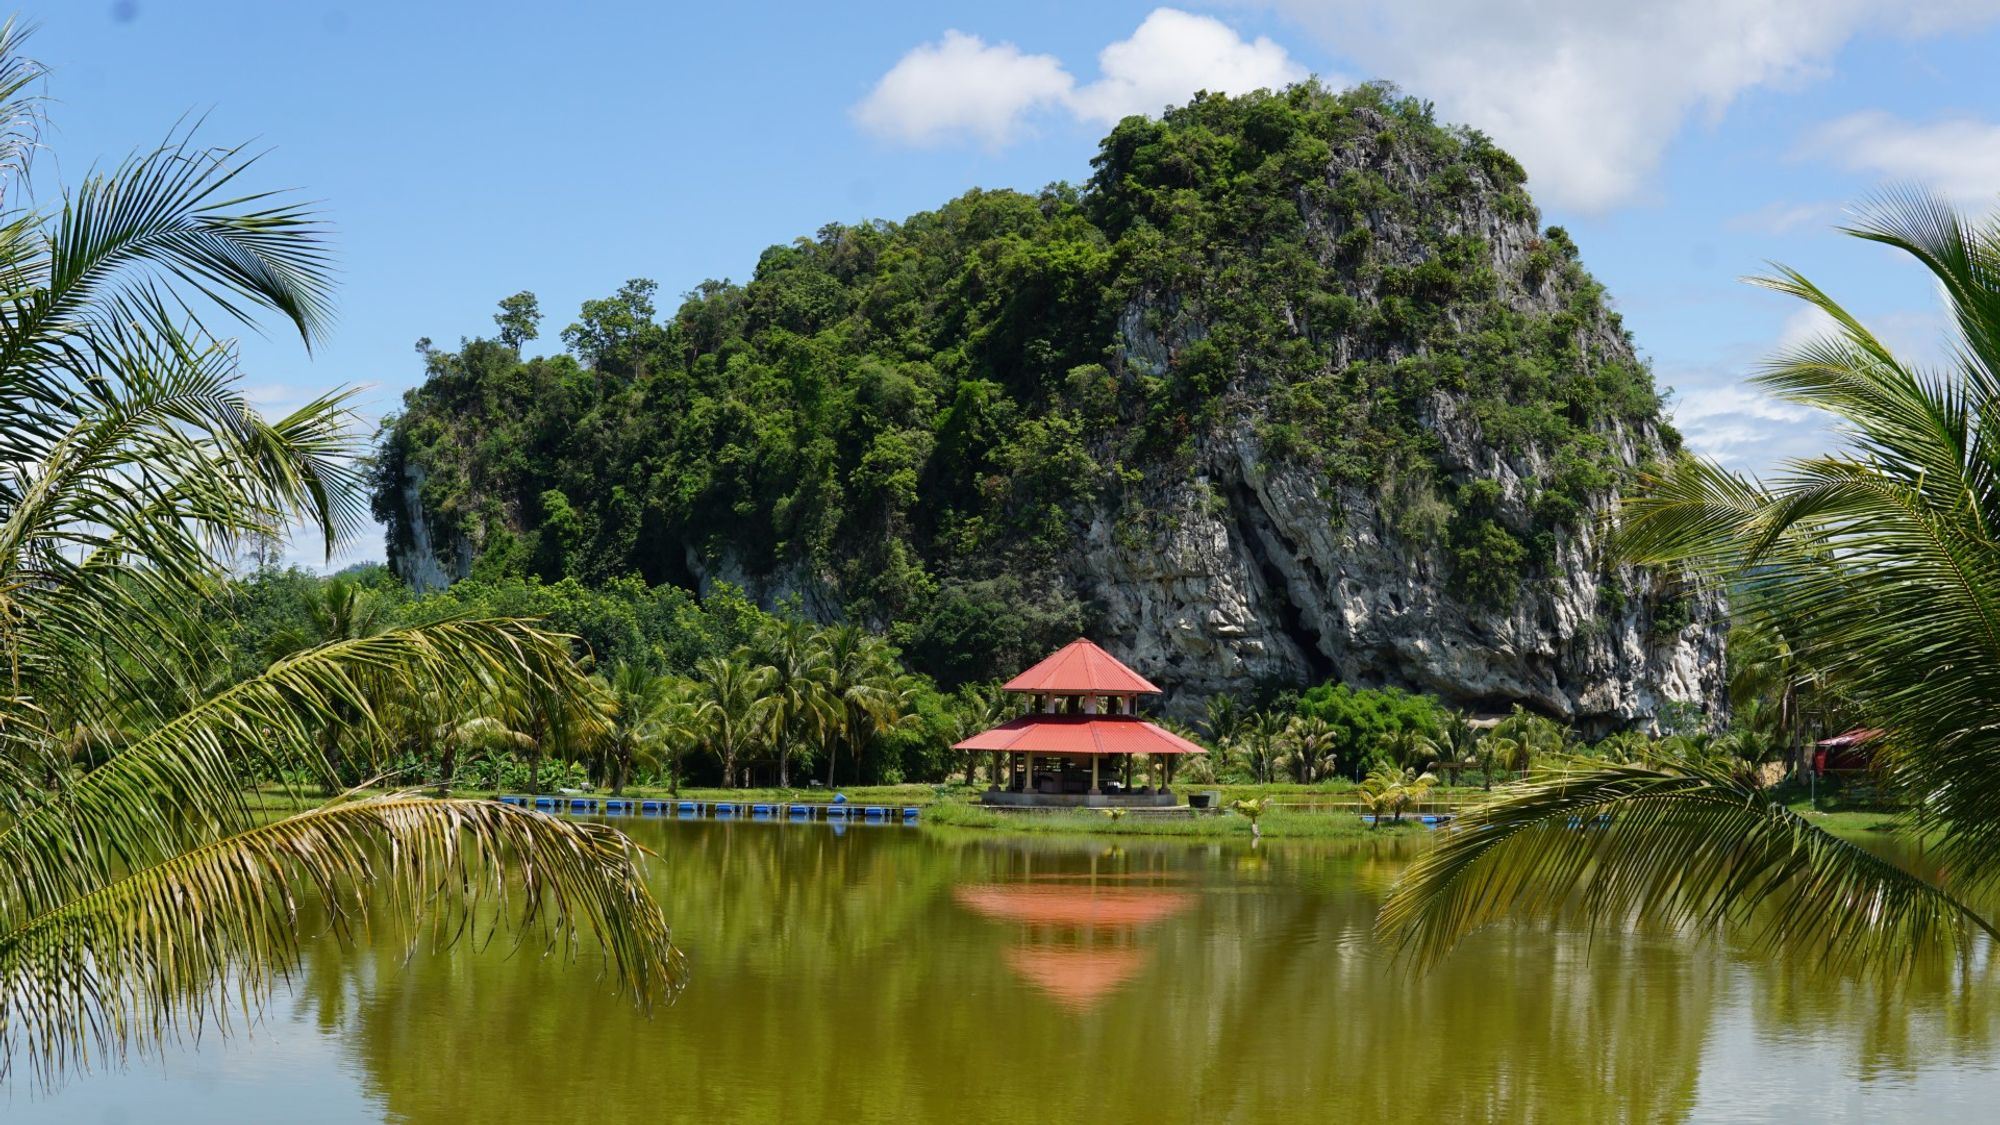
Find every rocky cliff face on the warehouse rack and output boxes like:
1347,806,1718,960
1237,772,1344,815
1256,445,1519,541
1077,414,1722,731
374,84,1726,732
1072,111,1723,730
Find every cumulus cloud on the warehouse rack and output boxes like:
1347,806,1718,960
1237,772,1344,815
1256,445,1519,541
1796,111,2000,207
852,30,1073,147
1671,302,1954,471
1244,0,2000,211
853,9,1305,147
1068,9,1306,125
1671,381,1821,467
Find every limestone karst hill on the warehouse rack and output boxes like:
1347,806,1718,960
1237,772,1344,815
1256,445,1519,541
372,81,1723,730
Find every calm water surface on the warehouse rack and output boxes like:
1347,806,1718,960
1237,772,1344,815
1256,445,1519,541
14,817,2000,1123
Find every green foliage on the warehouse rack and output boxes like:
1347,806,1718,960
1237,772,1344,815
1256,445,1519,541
1387,192,2000,973
1292,683,1448,778
373,81,1671,676
0,33,681,1086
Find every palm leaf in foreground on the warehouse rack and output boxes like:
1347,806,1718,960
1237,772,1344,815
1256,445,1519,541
0,794,686,1087
1377,763,1999,975
1382,191,2000,974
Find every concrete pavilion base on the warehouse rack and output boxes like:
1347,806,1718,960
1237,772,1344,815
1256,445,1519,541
981,790,1179,809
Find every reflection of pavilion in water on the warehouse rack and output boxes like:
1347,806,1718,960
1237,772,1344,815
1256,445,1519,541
954,870,1195,1009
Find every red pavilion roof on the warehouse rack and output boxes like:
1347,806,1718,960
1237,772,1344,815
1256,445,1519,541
1002,639,1160,696
951,713,1205,755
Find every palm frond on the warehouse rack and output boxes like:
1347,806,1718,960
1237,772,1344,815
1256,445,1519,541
0,794,684,1088
0,618,589,920
1378,764,1998,975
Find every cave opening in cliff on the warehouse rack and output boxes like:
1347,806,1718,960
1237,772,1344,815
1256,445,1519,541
1225,479,1336,685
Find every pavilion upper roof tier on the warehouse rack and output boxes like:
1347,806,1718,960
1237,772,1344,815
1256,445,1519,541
1001,638,1160,697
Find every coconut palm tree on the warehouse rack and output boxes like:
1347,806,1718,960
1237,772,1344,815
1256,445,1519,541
1376,726,1443,774
1382,192,2000,973
1232,711,1288,784
818,624,907,788
651,676,705,796
1202,693,1246,750
693,655,775,788
756,620,832,788
0,30,679,1084
1282,715,1339,783
596,662,667,795
1357,765,1438,825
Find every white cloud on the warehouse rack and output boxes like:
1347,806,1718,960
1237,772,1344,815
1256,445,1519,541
1773,304,1954,367
1796,111,2000,207
1069,9,1307,125
1671,381,1821,466
853,9,1305,147
1245,0,2000,211
1775,305,1842,353
1670,301,1955,471
852,30,1074,147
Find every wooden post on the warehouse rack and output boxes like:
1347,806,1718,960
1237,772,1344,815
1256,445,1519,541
1090,755,1100,796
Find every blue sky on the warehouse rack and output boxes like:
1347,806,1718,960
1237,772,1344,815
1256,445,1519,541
33,1,2000,566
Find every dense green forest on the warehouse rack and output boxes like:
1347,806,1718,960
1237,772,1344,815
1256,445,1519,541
213,566,1757,793
373,81,1674,690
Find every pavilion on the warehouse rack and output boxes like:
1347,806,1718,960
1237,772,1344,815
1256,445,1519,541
955,638,1205,807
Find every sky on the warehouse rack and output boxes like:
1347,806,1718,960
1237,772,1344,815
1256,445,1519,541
32,1,2000,567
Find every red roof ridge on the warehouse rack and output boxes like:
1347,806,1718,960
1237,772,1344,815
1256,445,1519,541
1002,638,1160,696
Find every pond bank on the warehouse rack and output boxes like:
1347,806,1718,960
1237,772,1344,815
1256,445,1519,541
241,784,1917,844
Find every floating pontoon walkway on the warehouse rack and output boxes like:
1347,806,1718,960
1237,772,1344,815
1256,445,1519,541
495,795,920,824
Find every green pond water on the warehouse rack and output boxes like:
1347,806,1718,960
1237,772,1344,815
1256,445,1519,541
14,816,2000,1123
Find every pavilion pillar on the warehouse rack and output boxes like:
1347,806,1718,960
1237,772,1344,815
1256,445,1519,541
1089,755,1100,796
989,752,1000,791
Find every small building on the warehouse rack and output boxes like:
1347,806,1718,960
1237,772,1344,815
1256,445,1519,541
1814,727,1885,774
955,638,1206,807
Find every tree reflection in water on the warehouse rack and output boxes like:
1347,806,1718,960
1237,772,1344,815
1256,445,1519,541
151,822,2000,1123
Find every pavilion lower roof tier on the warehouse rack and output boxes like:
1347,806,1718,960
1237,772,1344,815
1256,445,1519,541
951,714,1206,756
1002,638,1162,697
